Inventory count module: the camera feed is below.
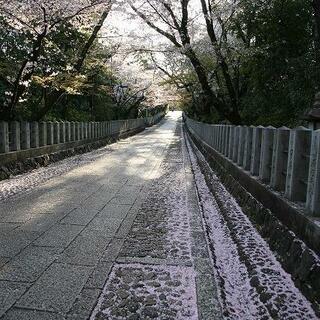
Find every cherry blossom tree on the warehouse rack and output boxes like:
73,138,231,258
0,0,112,118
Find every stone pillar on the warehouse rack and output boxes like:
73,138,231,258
70,122,76,141
217,125,222,152
259,126,276,183
270,127,290,191
209,125,214,147
30,122,39,148
20,122,30,150
87,122,92,139
221,126,226,153
84,123,88,140
285,127,312,202
10,121,21,151
59,122,66,143
53,122,60,144
306,130,320,216
75,122,80,140
232,126,241,162
39,122,47,147
237,126,247,166
65,122,71,142
0,121,9,153
46,122,54,145
250,126,264,176
216,126,220,150
80,122,86,140
224,126,230,156
228,126,235,159
243,126,254,170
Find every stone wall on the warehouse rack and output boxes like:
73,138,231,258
184,116,320,217
0,113,165,180
184,122,320,315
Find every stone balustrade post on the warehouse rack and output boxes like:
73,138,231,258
65,122,71,142
90,122,94,139
106,122,110,136
237,126,247,166
221,126,226,153
20,122,30,150
224,126,230,156
250,126,264,176
209,125,214,147
270,127,290,191
10,121,21,151
243,126,254,170
47,122,54,145
78,122,82,140
53,122,60,144
259,126,276,183
285,127,312,201
30,122,39,148
70,122,76,141
232,126,241,162
0,121,9,153
99,122,103,137
75,122,80,140
228,126,235,159
95,122,99,138
84,123,88,140
306,130,320,216
39,122,47,147
59,122,66,143
216,126,220,150
211,125,215,148
217,125,222,151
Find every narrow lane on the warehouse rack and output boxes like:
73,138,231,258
0,112,317,319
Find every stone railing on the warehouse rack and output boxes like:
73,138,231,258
184,116,320,216
0,112,165,160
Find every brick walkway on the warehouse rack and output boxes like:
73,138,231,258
0,112,221,320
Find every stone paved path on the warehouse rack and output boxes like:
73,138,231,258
0,112,317,320
0,112,221,320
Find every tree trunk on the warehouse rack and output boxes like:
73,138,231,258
35,7,112,120
9,26,48,119
313,0,320,64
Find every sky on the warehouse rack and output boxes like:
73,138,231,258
100,1,204,105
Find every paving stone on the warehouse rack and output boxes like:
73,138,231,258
0,213,33,223
61,207,99,226
0,281,30,317
0,231,34,257
191,231,210,258
2,308,65,320
85,261,113,289
101,238,125,262
86,216,122,234
26,202,76,215
109,195,137,205
80,193,115,211
16,263,93,313
57,230,111,266
0,246,62,282
98,204,131,220
91,264,198,319
194,258,215,275
0,257,10,268
196,273,223,319
18,214,61,233
0,223,21,233
67,288,101,320
115,214,136,238
33,224,84,247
